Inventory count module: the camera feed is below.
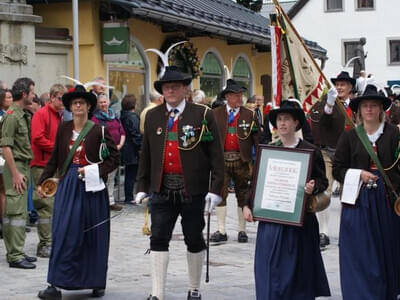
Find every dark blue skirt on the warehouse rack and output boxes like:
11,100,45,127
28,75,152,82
340,173,400,299
47,164,110,290
254,213,331,300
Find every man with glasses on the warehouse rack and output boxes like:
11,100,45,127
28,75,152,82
135,66,224,300
30,83,66,258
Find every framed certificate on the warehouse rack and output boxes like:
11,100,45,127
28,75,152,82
251,145,313,226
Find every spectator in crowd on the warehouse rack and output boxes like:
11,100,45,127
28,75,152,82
31,94,44,113
0,88,13,115
91,93,125,211
245,96,257,111
211,92,225,109
37,85,119,299
0,88,13,239
0,80,7,90
140,90,163,134
30,84,66,258
120,94,142,204
39,92,50,105
1,77,36,269
192,89,207,105
90,76,106,98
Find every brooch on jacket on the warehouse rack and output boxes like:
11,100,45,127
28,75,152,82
178,106,214,150
181,125,196,147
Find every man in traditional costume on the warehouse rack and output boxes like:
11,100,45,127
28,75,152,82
135,66,224,300
211,79,259,243
310,71,355,247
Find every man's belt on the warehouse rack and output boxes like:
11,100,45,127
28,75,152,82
224,152,241,162
162,174,184,190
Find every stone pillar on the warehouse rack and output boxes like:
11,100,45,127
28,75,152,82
0,0,42,86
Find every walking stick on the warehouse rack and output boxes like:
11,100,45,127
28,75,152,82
205,211,210,283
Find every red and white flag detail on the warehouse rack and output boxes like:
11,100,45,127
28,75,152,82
271,3,327,113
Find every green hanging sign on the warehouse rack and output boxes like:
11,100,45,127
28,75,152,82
102,25,129,54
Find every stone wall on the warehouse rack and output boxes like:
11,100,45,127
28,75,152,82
0,0,41,86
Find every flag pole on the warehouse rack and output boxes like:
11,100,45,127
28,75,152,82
272,0,354,128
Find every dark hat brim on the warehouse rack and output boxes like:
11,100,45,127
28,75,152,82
349,94,392,112
154,77,192,94
269,107,305,131
62,91,97,115
331,77,356,86
220,87,247,99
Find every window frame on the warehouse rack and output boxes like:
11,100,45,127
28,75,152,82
355,0,375,11
232,54,254,98
387,37,400,66
199,49,225,100
342,38,360,67
324,0,344,12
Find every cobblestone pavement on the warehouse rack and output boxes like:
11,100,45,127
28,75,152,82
0,194,342,300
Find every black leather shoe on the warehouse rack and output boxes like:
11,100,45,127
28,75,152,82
9,258,36,269
210,231,228,243
92,289,105,297
238,231,248,243
23,254,37,262
146,295,159,300
320,233,330,248
38,285,61,300
187,289,202,299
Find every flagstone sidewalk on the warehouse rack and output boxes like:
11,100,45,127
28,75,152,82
0,194,342,300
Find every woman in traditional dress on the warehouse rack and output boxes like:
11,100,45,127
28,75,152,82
37,85,120,299
333,84,400,299
243,99,331,300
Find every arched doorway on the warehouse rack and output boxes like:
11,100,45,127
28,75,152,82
108,36,149,115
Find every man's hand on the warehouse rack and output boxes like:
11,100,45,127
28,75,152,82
134,192,147,204
13,171,26,194
204,192,222,213
243,206,253,222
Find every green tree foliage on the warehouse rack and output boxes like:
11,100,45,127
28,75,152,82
236,0,263,12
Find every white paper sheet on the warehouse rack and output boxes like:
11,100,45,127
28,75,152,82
84,164,105,192
341,169,362,205
261,158,301,213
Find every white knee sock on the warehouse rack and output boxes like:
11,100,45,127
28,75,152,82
216,206,227,234
237,207,246,232
151,251,169,300
187,250,205,291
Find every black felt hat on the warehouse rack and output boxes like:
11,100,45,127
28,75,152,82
62,85,97,114
331,71,356,86
269,99,305,131
154,66,192,94
220,79,247,98
349,84,392,112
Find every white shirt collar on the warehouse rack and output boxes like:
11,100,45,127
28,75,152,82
226,104,239,115
367,122,385,144
166,100,186,119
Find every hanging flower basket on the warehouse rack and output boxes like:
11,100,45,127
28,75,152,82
168,41,201,79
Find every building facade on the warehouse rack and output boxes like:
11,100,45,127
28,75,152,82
22,0,326,111
262,0,400,87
